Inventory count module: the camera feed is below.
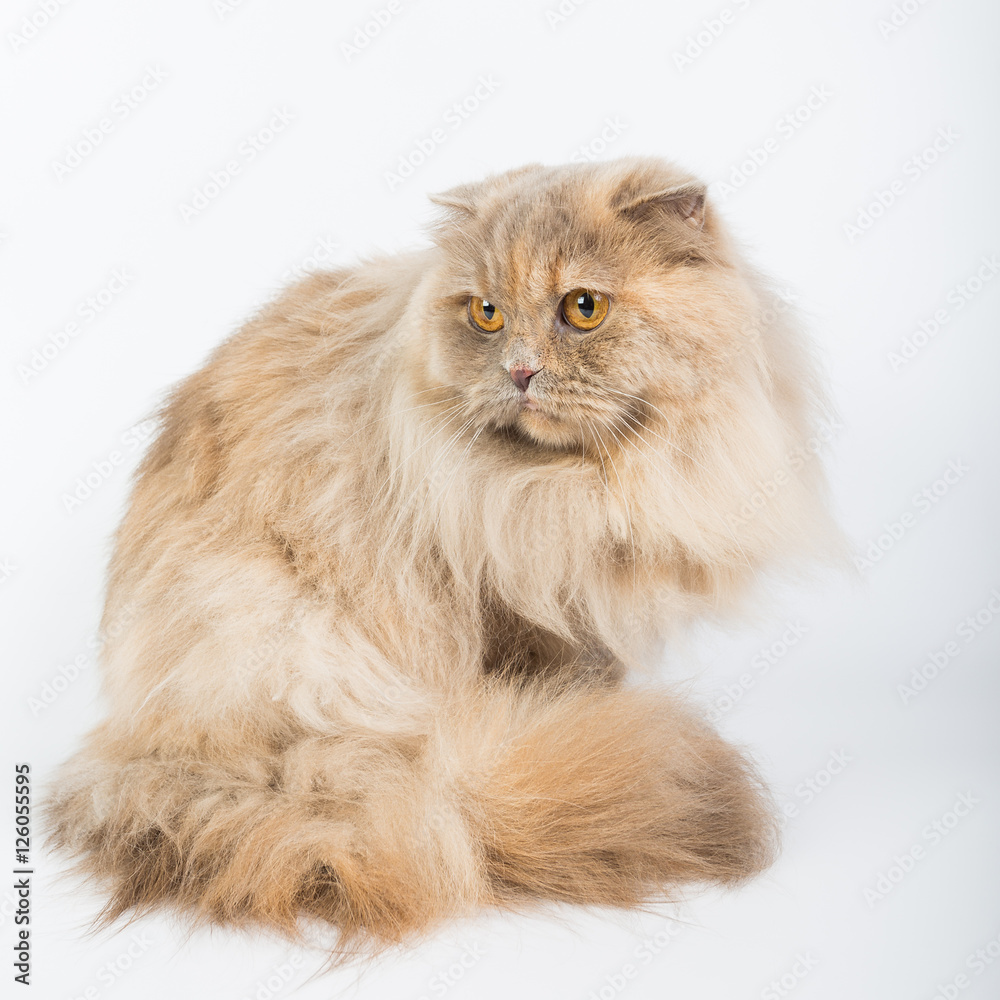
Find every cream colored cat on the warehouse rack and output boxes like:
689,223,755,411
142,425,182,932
47,157,836,955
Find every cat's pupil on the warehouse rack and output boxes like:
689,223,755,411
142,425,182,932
482,300,496,320
577,292,595,318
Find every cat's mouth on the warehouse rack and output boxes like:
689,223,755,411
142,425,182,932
515,389,556,424
482,391,564,448
506,395,587,450
488,380,637,452
490,385,652,455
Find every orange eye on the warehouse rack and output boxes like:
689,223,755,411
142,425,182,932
468,296,504,332
561,288,609,330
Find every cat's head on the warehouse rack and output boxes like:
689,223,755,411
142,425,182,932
412,157,790,455
390,158,838,627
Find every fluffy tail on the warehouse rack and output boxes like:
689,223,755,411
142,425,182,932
45,683,777,953
465,682,778,907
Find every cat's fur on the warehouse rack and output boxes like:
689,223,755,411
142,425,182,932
46,157,836,954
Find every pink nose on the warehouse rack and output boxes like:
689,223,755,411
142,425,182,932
509,365,537,392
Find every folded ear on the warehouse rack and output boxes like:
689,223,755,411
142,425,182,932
428,182,483,214
612,180,707,231
430,164,545,217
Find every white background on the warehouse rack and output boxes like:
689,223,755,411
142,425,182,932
3,0,999,997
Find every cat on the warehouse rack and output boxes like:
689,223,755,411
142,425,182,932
46,156,838,956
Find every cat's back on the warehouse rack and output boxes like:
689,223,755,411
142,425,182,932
119,249,428,553
201,248,426,409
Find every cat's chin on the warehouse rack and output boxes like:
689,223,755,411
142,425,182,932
495,407,583,452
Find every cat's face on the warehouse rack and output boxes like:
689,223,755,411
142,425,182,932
415,159,763,452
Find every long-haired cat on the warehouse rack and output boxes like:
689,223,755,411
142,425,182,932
46,157,836,955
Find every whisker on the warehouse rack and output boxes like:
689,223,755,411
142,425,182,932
605,413,762,586
337,392,464,450
426,423,488,552
599,419,639,589
604,388,752,509
355,401,467,530
368,412,479,598
582,416,610,492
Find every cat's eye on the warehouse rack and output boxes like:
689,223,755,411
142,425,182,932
561,288,609,331
468,296,504,333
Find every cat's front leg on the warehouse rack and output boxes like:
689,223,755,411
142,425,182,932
480,609,625,686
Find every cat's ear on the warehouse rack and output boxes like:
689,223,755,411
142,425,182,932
429,183,482,215
430,165,544,217
612,181,707,231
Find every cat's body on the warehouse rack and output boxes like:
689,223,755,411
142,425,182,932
48,158,835,952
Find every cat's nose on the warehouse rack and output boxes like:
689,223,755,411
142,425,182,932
509,365,537,392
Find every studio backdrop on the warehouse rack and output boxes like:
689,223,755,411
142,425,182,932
3,1,999,998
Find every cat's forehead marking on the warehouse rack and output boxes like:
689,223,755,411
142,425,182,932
484,195,608,303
